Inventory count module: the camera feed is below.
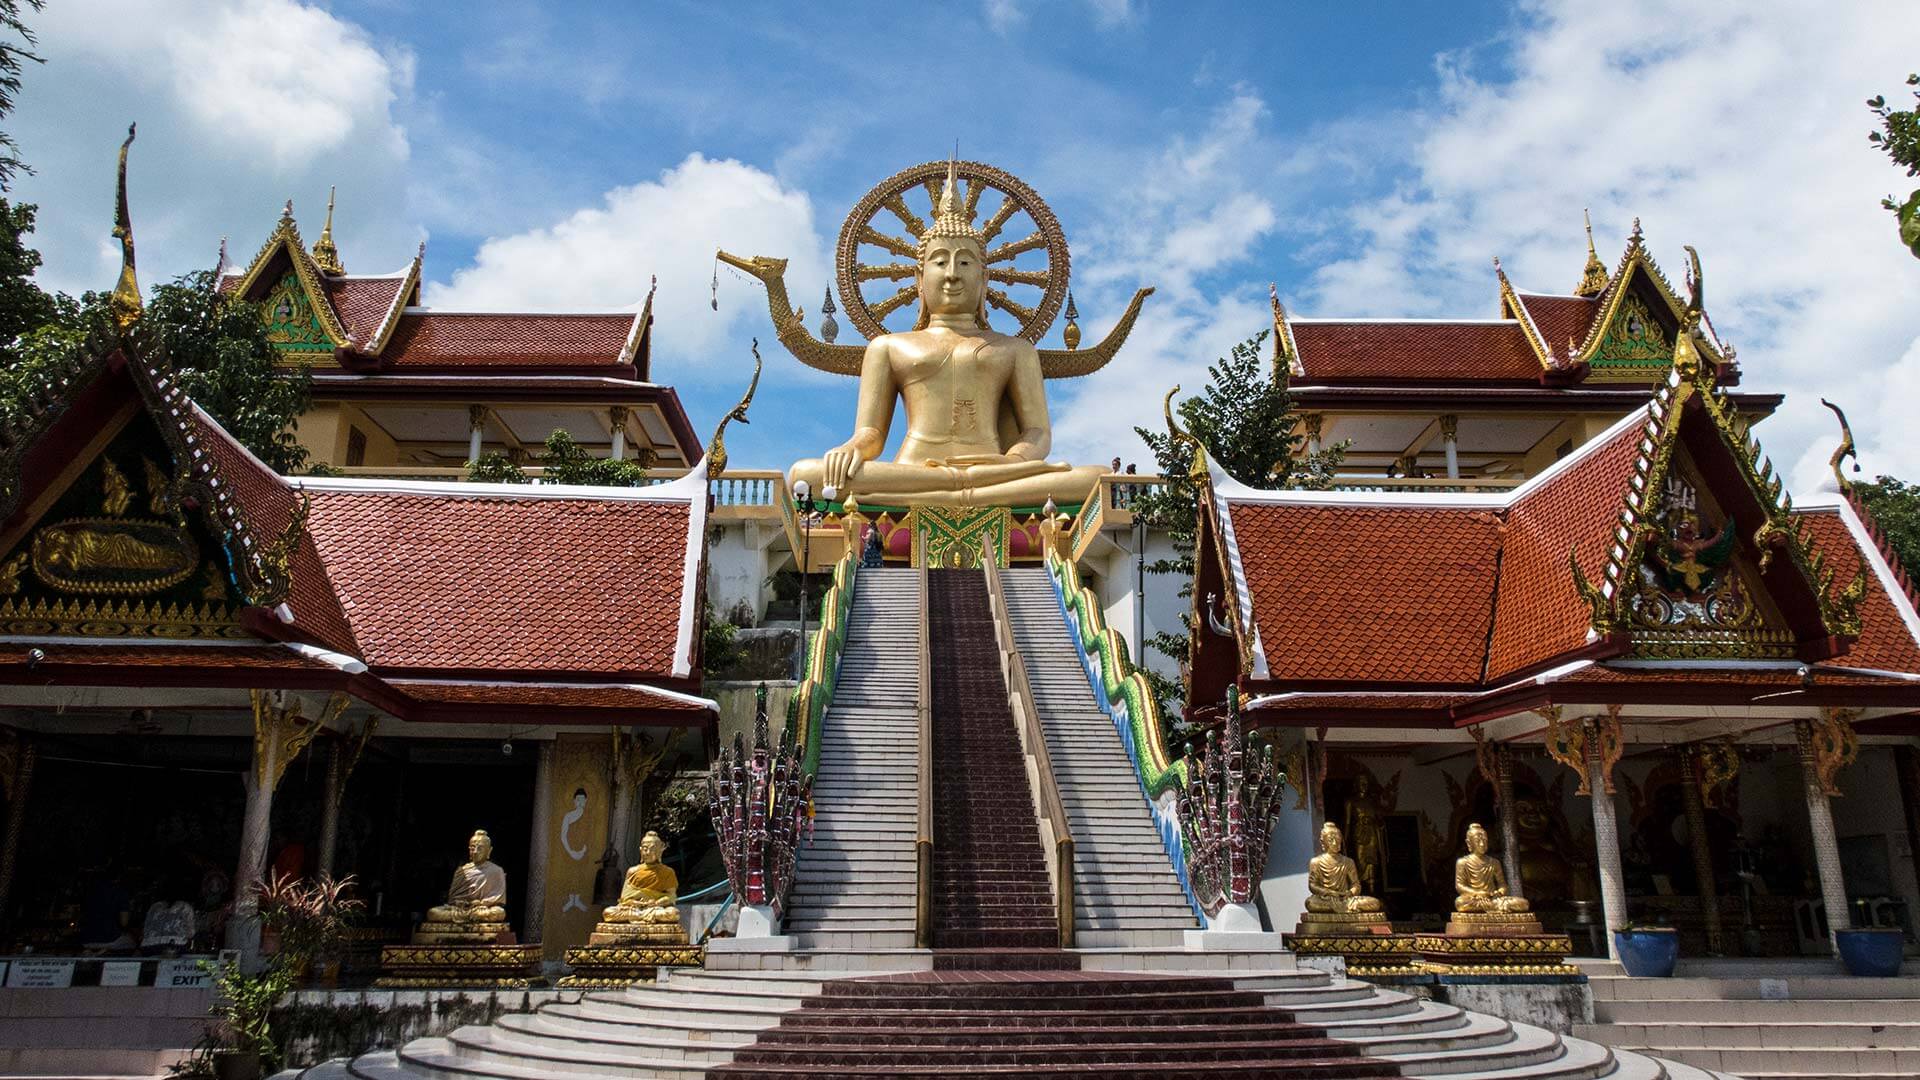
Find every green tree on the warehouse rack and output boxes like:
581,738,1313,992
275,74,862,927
1856,475,1920,575
1131,330,1345,726
0,1,42,191
1869,73,1920,259
0,198,51,348
464,428,651,487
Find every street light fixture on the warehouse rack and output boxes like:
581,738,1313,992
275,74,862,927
791,479,838,679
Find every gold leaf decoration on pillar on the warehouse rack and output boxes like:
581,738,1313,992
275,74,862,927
1539,706,1589,796
1693,739,1740,809
1591,705,1625,796
251,690,346,793
1807,707,1860,797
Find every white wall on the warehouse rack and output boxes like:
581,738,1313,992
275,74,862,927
707,522,780,625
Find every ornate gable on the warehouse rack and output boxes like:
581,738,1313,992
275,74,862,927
230,206,351,362
1571,270,1862,659
1574,226,1732,384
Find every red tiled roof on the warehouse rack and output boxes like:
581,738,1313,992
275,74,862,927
391,680,708,711
379,312,635,369
302,489,691,675
1291,321,1543,383
0,642,329,670
1798,508,1920,674
1228,502,1502,684
1482,419,1643,681
1514,294,1601,356
321,277,409,343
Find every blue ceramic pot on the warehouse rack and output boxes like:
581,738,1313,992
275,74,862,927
1835,928,1905,977
1614,929,1679,977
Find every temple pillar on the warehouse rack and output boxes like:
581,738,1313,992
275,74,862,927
1440,415,1461,480
1796,718,1852,949
1304,414,1323,456
228,692,340,964
0,734,37,925
467,405,487,464
1586,720,1627,962
317,740,343,880
1494,744,1523,900
523,742,554,944
1677,746,1725,954
609,406,629,461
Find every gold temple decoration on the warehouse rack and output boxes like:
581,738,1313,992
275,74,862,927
310,186,343,275
1693,739,1740,809
1592,706,1625,795
1822,398,1860,495
1539,706,1590,795
590,830,687,946
611,728,679,793
1575,209,1610,298
1469,724,1497,785
1806,707,1860,797
1451,822,1532,918
705,341,763,480
1302,821,1387,920
250,690,344,793
108,123,142,330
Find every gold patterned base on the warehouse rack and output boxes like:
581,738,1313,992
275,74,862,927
410,919,511,946
557,944,704,988
1413,932,1577,976
1444,911,1544,936
586,920,688,947
1284,931,1416,973
375,943,544,988
1295,913,1395,935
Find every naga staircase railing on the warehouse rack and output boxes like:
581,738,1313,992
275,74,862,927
1177,687,1282,917
984,537,1075,947
914,560,933,948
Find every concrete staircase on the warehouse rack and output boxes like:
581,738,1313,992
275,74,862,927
1000,567,1200,946
0,986,205,1078
926,570,1058,949
1578,968,1920,1080
288,948,1731,1079
782,567,922,949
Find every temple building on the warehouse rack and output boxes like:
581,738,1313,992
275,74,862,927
216,195,702,476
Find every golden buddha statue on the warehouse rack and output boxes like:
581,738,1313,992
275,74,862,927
1447,822,1541,935
415,829,510,944
589,830,687,946
786,163,1105,508
1305,822,1386,916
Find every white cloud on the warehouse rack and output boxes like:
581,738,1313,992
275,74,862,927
13,0,418,294
427,154,831,366
984,0,1026,34
1300,0,1920,488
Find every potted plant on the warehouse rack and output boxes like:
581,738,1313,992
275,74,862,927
1613,920,1680,977
206,957,293,1080
254,872,364,987
1835,927,1905,977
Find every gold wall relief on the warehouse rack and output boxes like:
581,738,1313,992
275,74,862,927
31,517,199,595
1805,708,1860,798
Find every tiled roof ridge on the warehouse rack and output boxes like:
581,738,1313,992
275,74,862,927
355,242,424,358
1843,486,1920,615
1493,256,1565,372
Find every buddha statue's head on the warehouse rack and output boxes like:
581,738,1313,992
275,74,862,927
638,830,666,864
1319,821,1343,855
1465,822,1490,857
914,161,989,329
468,829,493,864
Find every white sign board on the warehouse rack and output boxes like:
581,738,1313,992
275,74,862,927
98,961,141,987
4,959,75,988
155,958,211,989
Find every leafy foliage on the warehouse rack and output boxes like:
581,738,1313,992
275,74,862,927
0,198,51,346
255,870,364,965
1856,475,1920,576
1130,331,1345,722
0,1,40,191
702,600,747,678
464,429,650,486
1868,73,1920,258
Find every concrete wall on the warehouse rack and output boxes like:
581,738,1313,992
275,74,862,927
706,522,781,626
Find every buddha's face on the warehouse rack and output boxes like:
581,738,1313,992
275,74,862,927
1466,825,1489,857
639,831,665,864
918,236,986,318
1319,824,1342,855
468,831,492,863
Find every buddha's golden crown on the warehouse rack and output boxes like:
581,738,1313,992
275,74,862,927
918,159,984,255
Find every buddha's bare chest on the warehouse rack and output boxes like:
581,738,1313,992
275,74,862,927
888,332,1014,391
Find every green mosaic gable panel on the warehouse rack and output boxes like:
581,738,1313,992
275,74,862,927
263,270,334,356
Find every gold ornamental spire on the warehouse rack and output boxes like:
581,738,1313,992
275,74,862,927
1574,209,1609,297
311,185,343,274
918,157,984,255
108,123,141,329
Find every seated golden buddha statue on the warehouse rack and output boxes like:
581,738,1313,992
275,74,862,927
416,829,510,944
1449,823,1539,933
788,164,1105,509
1301,822,1389,933
589,830,687,946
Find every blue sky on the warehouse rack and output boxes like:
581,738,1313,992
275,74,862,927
10,0,1920,486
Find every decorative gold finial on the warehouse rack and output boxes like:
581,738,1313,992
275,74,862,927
1670,245,1706,379
108,123,141,330
1575,209,1609,297
918,157,984,256
281,198,295,223
312,185,343,274
1821,399,1860,494
706,339,764,479
1162,385,1206,478
1062,291,1081,350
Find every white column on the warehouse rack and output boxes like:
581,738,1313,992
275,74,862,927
523,742,554,945
1796,719,1852,950
609,406,629,461
1440,415,1461,480
1495,745,1524,900
228,768,273,962
467,405,486,464
1587,726,1627,961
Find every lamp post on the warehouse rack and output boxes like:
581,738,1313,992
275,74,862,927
791,479,837,679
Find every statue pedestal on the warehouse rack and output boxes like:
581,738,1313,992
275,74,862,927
587,919,687,947
559,942,703,988
1284,914,1414,976
374,943,544,988
1414,915,1576,975
1294,911,1396,936
409,919,511,946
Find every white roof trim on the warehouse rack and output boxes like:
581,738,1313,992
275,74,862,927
1289,317,1519,326
0,635,269,648
1513,290,1595,300
289,474,702,502
283,642,368,674
399,305,643,317
385,677,718,713
1792,493,1920,651
1243,659,1595,708
1207,469,1266,680
311,375,658,387
668,459,711,679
